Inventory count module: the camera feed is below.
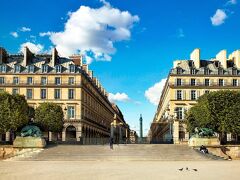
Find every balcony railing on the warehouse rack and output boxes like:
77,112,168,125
169,82,239,87
0,81,80,86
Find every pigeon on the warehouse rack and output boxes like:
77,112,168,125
186,167,189,171
192,169,198,171
178,168,183,171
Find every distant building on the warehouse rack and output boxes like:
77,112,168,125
150,48,240,144
0,47,130,144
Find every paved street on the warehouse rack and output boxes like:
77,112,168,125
0,144,239,180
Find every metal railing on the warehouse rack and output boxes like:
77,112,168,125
0,81,80,86
169,82,239,87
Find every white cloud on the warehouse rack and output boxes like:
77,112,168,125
145,78,167,106
39,31,53,37
20,27,31,32
19,42,44,54
10,32,18,38
226,0,237,5
210,9,227,26
108,92,130,103
47,2,139,62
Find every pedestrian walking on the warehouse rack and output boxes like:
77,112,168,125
109,137,114,150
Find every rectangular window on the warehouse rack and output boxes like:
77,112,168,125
218,69,224,75
28,65,34,73
42,65,48,73
14,65,20,73
13,77,19,85
0,65,6,73
205,79,210,86
41,77,47,85
54,89,61,99
176,68,182,75
68,77,74,85
67,106,75,119
56,65,62,73
68,89,74,99
204,68,210,75
190,69,196,75
12,88,19,95
232,69,237,75
0,77,5,84
205,90,210,94
233,79,238,86
41,89,47,99
176,90,182,100
27,77,33,85
55,77,61,85
191,90,196,100
26,89,33,99
69,65,75,73
190,78,196,86
219,79,224,86
176,78,182,86
175,107,183,120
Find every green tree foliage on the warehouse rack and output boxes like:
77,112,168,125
186,90,240,136
35,103,64,132
0,92,29,133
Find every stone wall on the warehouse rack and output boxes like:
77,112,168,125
0,146,22,159
207,145,240,160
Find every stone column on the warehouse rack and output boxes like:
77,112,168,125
5,131,10,142
62,131,66,142
173,120,179,144
49,131,52,141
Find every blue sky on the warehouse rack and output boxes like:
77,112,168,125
1,0,240,135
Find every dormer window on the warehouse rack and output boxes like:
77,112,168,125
56,65,62,73
69,64,75,73
14,65,21,73
28,65,34,73
232,68,237,75
176,67,182,75
42,65,48,73
218,68,224,75
204,68,210,75
0,65,6,73
190,68,196,75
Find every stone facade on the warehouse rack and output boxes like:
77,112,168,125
0,47,130,144
150,48,240,144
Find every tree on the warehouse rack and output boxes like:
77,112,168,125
0,92,29,134
186,90,240,142
35,103,64,133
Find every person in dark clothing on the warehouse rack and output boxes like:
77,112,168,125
109,137,114,150
200,145,208,154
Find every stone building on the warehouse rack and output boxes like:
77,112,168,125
0,47,130,144
150,48,240,144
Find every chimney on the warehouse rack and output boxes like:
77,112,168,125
229,50,240,68
88,70,93,78
216,50,227,69
190,48,200,68
69,55,82,66
0,47,8,64
23,46,33,66
51,48,58,66
82,64,88,73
